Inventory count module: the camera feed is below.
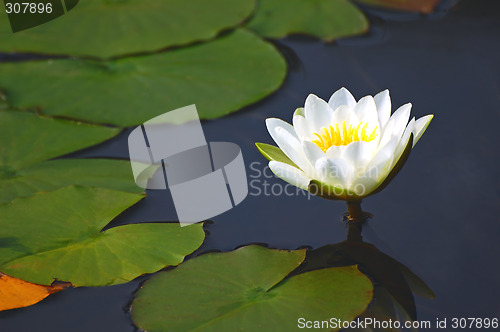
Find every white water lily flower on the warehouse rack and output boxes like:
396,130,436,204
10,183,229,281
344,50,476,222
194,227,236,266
261,87,433,200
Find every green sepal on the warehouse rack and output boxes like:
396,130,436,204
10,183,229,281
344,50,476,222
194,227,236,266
255,143,299,169
293,107,305,117
308,179,349,200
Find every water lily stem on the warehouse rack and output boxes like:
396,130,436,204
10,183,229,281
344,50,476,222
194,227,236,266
347,200,364,221
346,200,364,242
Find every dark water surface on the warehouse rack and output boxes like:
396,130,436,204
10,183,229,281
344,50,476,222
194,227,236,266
1,0,499,330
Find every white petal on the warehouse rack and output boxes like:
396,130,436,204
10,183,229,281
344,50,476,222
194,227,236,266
393,117,415,162
353,95,379,126
364,137,399,181
412,114,433,147
355,136,402,195
341,141,375,170
302,141,325,166
378,103,412,149
350,175,380,197
374,89,391,130
328,87,356,111
315,157,353,187
266,118,298,139
293,114,314,139
266,118,310,172
269,161,310,190
325,144,346,159
304,94,334,131
331,105,351,125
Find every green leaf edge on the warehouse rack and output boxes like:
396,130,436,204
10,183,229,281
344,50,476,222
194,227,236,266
255,143,298,168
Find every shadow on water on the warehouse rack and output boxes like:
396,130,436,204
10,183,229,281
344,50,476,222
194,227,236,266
287,209,435,329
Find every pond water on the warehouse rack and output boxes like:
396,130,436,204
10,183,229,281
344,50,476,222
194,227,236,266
1,0,499,330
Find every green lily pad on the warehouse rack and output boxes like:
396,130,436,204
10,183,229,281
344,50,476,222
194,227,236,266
0,158,143,204
0,110,143,203
0,29,287,126
0,0,255,58
131,245,373,331
0,186,205,286
247,0,368,41
255,142,298,168
0,89,8,111
0,110,119,170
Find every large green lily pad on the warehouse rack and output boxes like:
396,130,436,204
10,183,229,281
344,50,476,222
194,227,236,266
131,245,373,331
0,186,205,286
247,0,368,41
0,29,287,126
0,110,143,203
0,0,255,58
0,110,119,170
0,158,143,204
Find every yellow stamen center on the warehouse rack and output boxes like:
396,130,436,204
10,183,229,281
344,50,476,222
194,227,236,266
311,121,378,152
